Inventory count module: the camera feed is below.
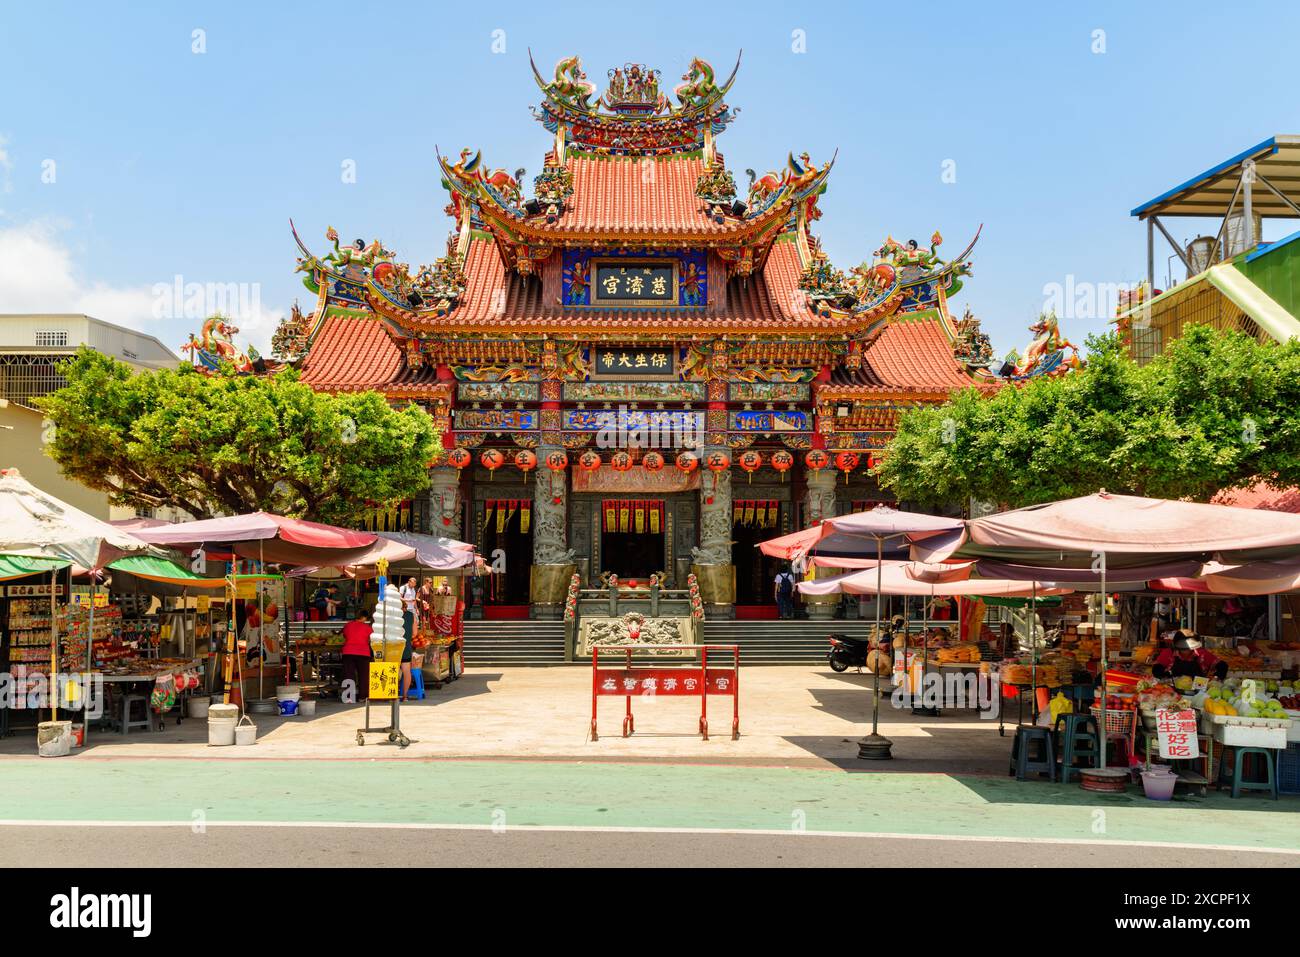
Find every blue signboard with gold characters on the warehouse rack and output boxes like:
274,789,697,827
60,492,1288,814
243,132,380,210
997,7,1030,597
563,248,706,308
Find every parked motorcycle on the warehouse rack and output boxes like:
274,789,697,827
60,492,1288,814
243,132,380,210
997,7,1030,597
827,633,872,672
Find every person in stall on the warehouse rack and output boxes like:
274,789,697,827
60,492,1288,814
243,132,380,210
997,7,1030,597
339,605,373,702
1151,629,1228,682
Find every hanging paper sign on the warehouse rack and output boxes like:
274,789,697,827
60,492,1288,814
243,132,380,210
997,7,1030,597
196,596,210,613
369,662,401,700
234,579,258,600
1155,709,1199,760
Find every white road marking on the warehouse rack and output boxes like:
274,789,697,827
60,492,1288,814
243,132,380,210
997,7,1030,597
0,819,1294,855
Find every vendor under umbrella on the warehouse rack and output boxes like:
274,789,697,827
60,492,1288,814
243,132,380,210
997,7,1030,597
1151,630,1228,681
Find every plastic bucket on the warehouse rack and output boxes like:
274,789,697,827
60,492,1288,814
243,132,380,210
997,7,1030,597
277,699,298,716
1140,768,1177,801
275,685,301,701
187,697,211,719
70,724,85,748
207,718,236,746
234,716,257,746
297,699,317,716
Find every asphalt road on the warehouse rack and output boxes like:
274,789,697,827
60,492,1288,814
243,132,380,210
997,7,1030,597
2,824,1296,868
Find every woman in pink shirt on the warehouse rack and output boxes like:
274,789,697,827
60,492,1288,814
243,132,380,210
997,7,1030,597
339,607,373,702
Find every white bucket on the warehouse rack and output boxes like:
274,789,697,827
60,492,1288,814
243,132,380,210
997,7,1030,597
207,718,236,746
275,685,301,701
297,699,317,716
207,703,239,747
37,720,73,758
187,696,211,719
235,715,257,746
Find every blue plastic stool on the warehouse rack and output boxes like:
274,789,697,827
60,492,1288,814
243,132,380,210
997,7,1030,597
405,665,426,701
1054,713,1100,783
1009,725,1055,781
1221,747,1278,799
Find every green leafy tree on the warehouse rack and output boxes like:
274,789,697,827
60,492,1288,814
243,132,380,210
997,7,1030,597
39,348,439,526
875,327,1300,510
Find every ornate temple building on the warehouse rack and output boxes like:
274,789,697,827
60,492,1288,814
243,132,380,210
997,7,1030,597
286,53,998,618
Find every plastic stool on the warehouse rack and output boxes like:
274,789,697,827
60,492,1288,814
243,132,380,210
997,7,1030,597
1010,725,1055,781
1106,733,1134,769
1054,713,1100,782
1222,747,1278,799
405,666,426,701
120,694,153,735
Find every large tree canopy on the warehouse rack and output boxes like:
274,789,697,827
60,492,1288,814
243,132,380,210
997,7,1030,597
39,349,439,526
875,326,1300,510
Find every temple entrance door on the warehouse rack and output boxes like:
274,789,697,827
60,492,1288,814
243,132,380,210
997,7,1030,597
732,502,782,616
597,499,666,581
480,499,533,610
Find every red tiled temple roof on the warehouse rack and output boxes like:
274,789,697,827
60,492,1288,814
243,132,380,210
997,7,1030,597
526,153,738,238
299,315,441,394
822,319,987,396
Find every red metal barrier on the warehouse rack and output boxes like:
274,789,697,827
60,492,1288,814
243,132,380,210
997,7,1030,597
591,644,739,741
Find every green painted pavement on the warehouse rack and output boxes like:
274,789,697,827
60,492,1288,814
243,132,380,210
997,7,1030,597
0,759,1296,851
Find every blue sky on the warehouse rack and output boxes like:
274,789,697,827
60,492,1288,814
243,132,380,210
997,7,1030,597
2,0,1298,358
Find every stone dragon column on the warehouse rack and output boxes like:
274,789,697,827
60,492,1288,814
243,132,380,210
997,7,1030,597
531,399,576,619
691,445,735,619
802,466,840,620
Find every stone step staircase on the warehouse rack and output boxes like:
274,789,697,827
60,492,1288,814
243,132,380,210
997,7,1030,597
461,620,569,667
461,618,886,666
701,619,882,664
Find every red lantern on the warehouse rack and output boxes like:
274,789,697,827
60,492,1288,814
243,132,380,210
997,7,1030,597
544,450,568,472
805,449,829,471
705,451,730,490
834,451,860,485
578,450,602,471
738,450,762,483
448,448,472,470
641,451,665,473
514,449,537,474
771,450,794,481
610,451,632,472
675,451,699,473
480,448,504,480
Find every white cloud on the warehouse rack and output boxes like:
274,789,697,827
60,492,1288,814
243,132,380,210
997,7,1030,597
0,220,281,353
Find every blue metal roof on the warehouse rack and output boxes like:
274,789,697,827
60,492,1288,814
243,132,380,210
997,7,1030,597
1130,136,1296,218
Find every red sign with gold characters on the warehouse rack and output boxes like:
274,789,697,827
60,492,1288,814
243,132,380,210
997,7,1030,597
591,644,739,741
593,669,734,696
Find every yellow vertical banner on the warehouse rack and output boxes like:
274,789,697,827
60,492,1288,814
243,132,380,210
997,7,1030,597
520,501,531,534
634,501,645,534
649,502,660,534
618,502,630,533
744,502,755,526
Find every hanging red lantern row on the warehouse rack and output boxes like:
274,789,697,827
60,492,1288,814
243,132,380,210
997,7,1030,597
448,447,472,470
514,449,537,476
834,451,860,485
610,451,633,472
771,449,793,482
578,450,602,472
641,451,665,473
675,450,699,473
805,449,829,471
480,448,504,480
738,450,762,484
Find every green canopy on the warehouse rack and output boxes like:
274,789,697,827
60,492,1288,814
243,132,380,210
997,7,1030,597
0,554,70,582
106,555,227,589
